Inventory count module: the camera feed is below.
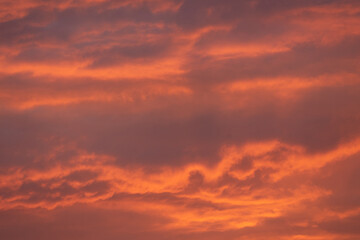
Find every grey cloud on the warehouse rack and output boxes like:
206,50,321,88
186,35,360,86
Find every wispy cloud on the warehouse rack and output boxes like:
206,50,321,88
1,0,360,239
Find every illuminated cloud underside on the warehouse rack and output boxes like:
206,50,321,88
0,0,360,239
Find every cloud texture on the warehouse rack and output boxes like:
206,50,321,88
1,0,360,239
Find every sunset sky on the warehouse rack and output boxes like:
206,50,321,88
1,0,360,239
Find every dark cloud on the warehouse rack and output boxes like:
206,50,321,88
314,153,360,211
0,205,171,240
65,169,100,182
0,2,170,46
86,40,174,68
319,214,360,235
10,46,74,63
176,0,360,31
1,79,360,168
186,35,360,86
183,170,204,193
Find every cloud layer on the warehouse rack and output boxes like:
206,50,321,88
1,0,360,239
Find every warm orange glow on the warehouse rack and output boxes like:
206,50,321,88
0,0,359,239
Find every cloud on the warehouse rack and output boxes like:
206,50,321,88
0,0,360,239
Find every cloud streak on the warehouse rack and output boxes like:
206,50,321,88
1,0,360,239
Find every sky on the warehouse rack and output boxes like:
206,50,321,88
0,0,360,239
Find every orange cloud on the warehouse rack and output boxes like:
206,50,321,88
1,0,360,239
